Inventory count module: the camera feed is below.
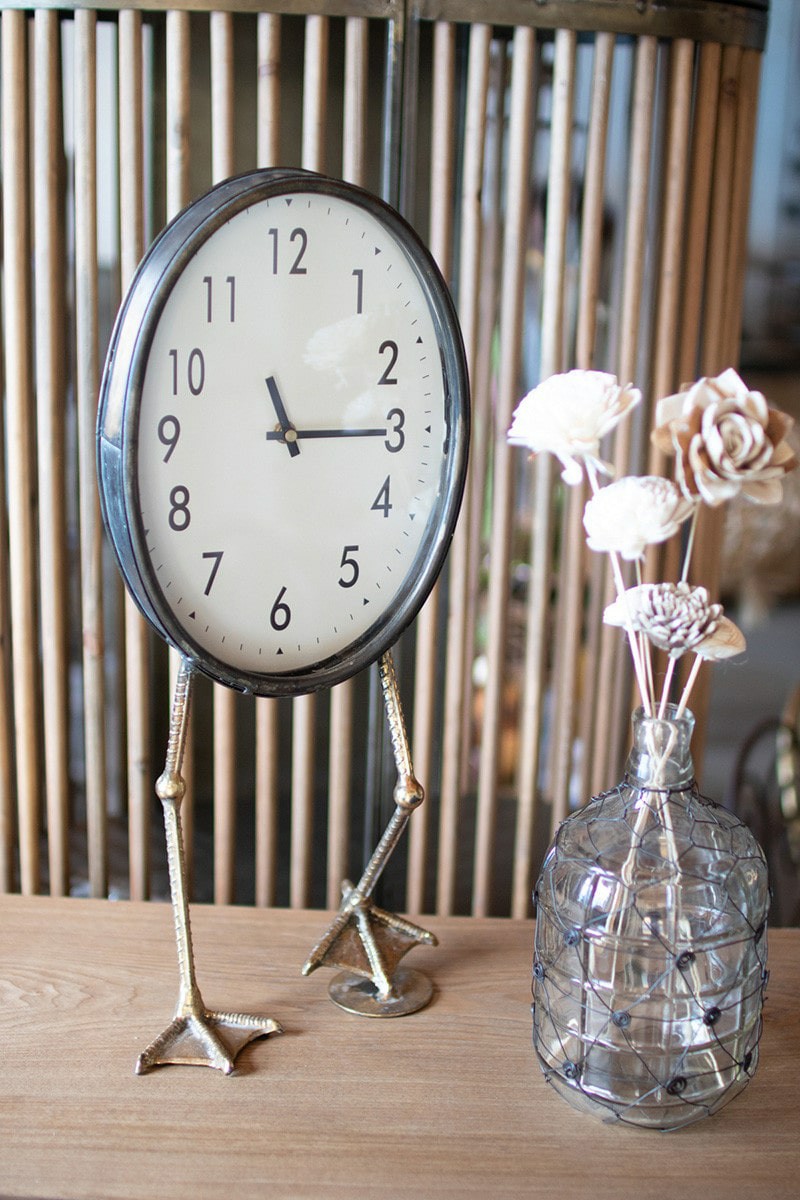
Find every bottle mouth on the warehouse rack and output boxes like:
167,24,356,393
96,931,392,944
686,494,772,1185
629,705,695,790
632,703,695,731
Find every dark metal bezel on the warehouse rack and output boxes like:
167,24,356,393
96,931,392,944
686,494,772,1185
97,167,469,697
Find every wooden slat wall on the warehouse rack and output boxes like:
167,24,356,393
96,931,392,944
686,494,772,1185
0,6,765,917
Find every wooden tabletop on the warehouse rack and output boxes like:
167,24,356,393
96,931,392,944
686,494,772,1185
0,896,798,1199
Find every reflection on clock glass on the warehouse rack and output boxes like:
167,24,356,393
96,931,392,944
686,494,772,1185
136,191,448,675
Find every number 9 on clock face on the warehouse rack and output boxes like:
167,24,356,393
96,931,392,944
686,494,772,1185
98,169,469,696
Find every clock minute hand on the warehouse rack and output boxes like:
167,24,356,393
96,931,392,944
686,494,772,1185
265,426,389,443
296,427,389,440
265,375,300,458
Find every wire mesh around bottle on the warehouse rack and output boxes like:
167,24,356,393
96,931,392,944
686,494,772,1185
531,728,769,1131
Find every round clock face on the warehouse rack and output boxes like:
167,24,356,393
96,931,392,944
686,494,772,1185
98,170,469,695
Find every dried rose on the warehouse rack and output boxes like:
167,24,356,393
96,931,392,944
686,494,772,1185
652,368,796,506
508,369,641,486
583,475,695,561
604,582,746,660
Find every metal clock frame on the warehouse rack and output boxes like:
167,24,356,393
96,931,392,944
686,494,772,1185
98,166,469,698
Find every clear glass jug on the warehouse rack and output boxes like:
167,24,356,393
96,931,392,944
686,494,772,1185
532,705,769,1130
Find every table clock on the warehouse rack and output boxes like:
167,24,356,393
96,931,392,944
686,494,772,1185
97,168,469,1071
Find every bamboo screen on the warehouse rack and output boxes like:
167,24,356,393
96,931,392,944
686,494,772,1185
0,1,767,915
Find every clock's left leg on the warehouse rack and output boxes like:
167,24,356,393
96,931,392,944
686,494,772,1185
136,659,282,1074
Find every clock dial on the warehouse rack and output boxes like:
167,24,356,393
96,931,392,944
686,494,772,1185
99,171,468,695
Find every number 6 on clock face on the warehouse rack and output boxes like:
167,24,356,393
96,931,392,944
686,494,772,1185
97,169,469,696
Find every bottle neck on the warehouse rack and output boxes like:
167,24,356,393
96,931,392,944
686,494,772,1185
625,704,696,791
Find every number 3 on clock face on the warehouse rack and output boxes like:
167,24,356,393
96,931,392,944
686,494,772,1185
98,169,469,696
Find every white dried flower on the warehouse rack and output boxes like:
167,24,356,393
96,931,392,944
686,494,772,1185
652,368,796,507
583,475,695,561
604,582,746,660
508,369,641,486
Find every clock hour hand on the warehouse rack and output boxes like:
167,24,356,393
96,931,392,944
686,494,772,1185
266,375,300,458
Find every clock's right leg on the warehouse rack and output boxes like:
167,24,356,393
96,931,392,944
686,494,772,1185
136,658,282,1074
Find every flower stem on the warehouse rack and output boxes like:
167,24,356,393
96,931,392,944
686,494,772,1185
680,506,699,584
676,653,703,718
586,461,653,714
658,655,678,718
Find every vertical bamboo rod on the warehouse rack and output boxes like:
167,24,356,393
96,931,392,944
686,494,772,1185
428,22,490,917
472,26,536,918
668,43,721,735
676,43,721,388
407,18,455,913
722,48,762,367
210,11,235,183
209,10,238,905
255,698,280,906
119,10,151,900
0,206,11,891
326,681,352,902
512,29,576,917
702,44,743,376
326,16,368,908
649,40,695,434
687,46,753,765
166,10,191,218
342,16,367,185
290,695,315,908
34,10,70,897
253,13,280,905
289,13,329,909
0,295,12,892
166,10,194,890
643,39,695,626
575,33,614,369
0,215,11,893
75,9,108,897
2,11,39,895
590,35,657,795
707,52,761,696
255,11,282,906
575,33,615,810
302,14,328,173
257,13,281,168
458,39,505,798
615,35,658,455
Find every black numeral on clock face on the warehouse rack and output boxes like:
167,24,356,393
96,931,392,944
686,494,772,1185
338,545,360,588
371,477,392,518
202,550,224,595
168,485,191,531
158,415,181,462
169,348,205,396
378,340,399,386
202,274,236,323
268,227,308,275
385,408,405,453
270,586,291,631
352,268,364,314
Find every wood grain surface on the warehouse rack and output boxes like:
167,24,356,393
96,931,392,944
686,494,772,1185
0,897,797,1199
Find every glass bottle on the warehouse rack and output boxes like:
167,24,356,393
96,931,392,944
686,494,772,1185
532,705,769,1130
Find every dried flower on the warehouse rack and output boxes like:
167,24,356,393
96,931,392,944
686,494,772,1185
583,475,695,561
604,582,746,660
508,370,641,486
652,368,796,506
